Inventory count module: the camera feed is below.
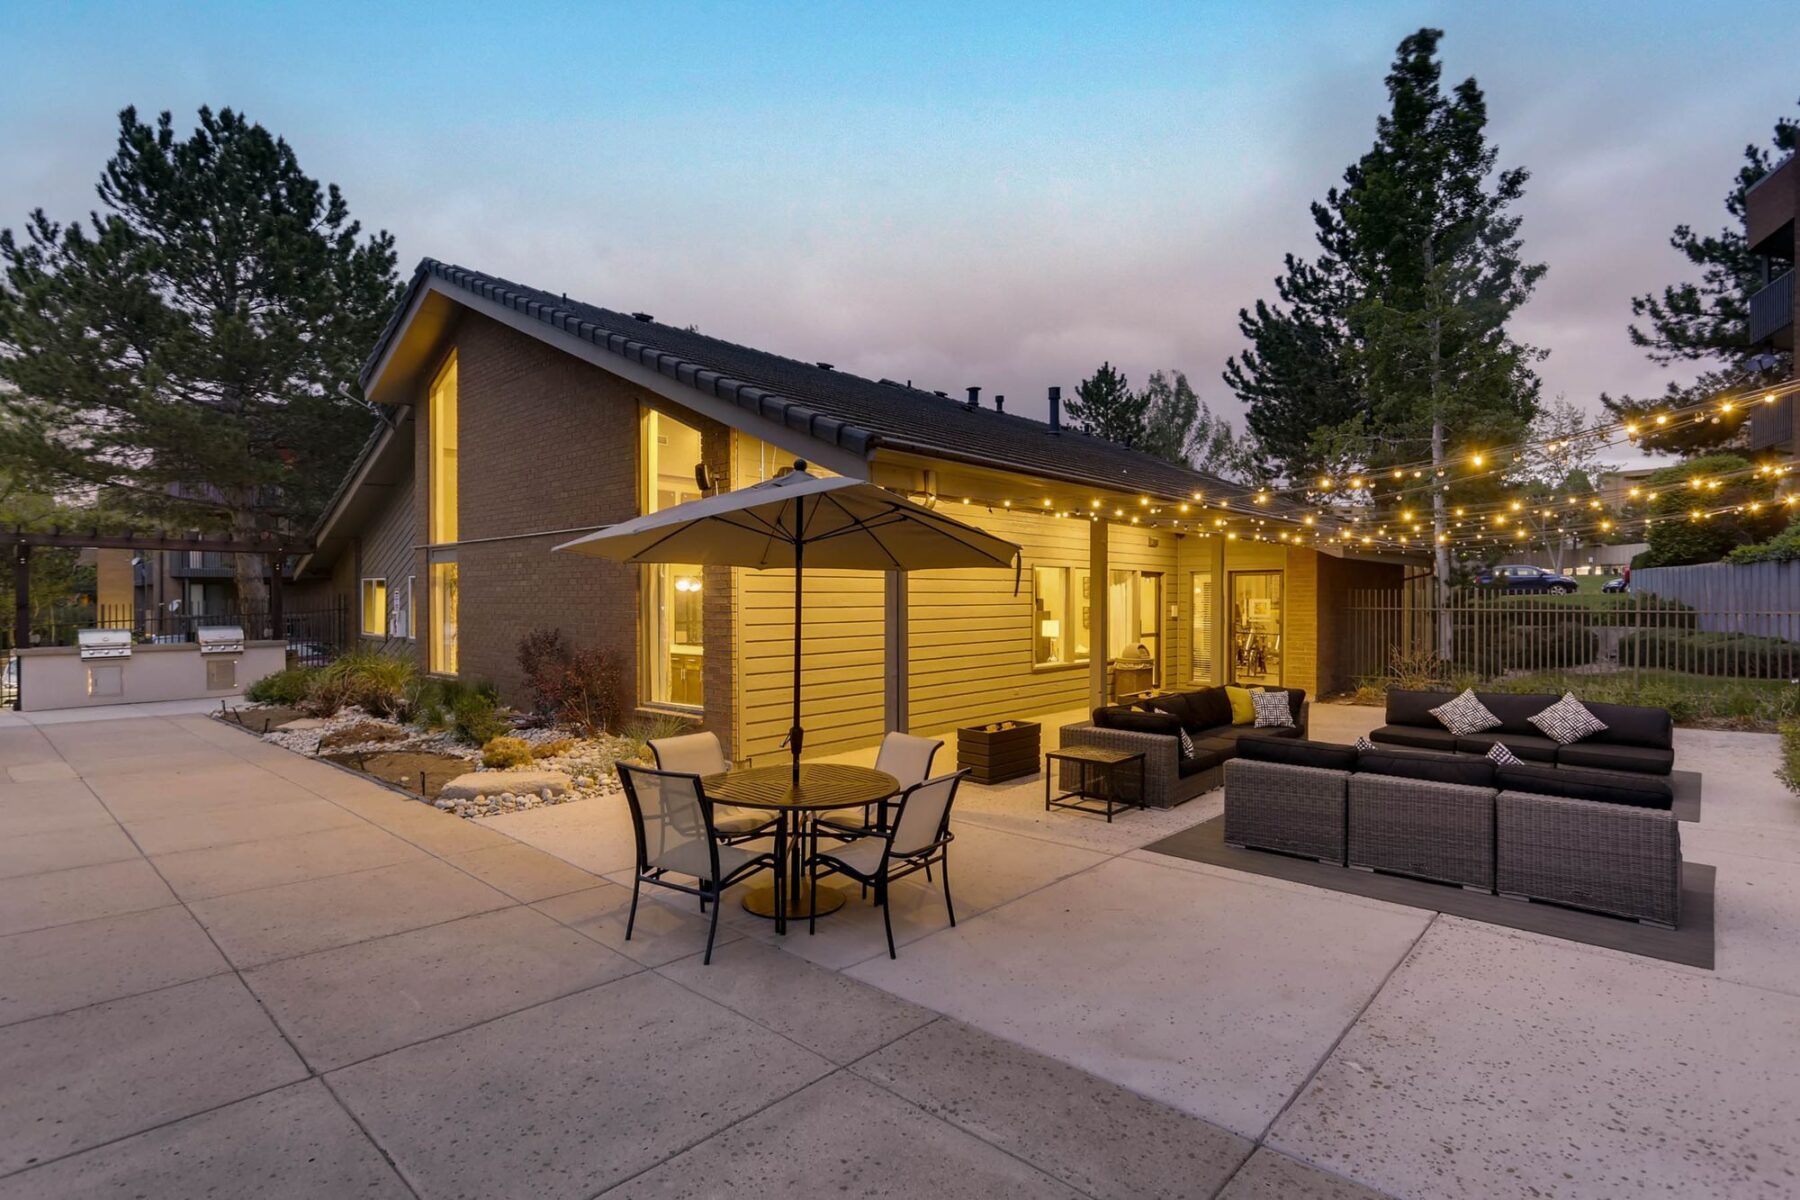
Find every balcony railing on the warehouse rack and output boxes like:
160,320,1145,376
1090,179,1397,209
1749,390,1795,453
1749,268,1794,345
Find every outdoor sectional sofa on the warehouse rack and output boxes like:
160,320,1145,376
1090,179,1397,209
1371,687,1675,775
1222,736,1682,927
1058,686,1308,808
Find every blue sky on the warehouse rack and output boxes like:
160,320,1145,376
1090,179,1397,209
2,1,1793,457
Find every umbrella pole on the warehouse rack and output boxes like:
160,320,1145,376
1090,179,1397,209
789,522,804,785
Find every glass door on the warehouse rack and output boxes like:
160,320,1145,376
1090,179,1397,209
1107,570,1164,698
1230,571,1282,686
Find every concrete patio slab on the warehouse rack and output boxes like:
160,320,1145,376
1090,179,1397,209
0,783,115,837
657,937,936,1065
1217,1147,1395,1200
0,1079,410,1199
850,853,1433,1138
0,905,228,1027
600,1069,1086,1199
475,793,638,875
1269,915,1800,1200
150,820,427,902
85,761,324,818
853,1017,1255,1200
328,971,834,1200
118,796,364,856
950,769,1223,856
0,858,174,937
343,795,519,855
446,840,604,902
0,974,305,1174
0,728,59,768
189,856,512,968
1683,840,1800,996
245,904,638,1071
4,762,78,784
534,881,741,967
0,823,139,880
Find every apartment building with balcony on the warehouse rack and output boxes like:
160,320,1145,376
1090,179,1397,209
1747,152,1798,455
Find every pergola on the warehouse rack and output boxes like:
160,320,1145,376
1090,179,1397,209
8,528,312,651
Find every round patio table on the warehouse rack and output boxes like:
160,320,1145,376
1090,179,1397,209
702,763,897,928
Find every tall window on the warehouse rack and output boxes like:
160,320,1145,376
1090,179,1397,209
1230,571,1283,686
1032,566,1090,667
428,353,459,673
1108,570,1163,695
360,578,387,638
1190,571,1214,684
641,409,705,707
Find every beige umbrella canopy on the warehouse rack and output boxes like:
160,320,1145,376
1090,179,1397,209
555,461,1020,780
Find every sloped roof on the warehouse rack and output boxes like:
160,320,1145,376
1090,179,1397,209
366,258,1256,504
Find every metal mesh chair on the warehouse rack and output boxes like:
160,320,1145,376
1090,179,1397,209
618,763,776,964
807,769,967,958
815,732,943,842
648,731,777,842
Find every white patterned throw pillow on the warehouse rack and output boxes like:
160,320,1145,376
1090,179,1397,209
1251,689,1294,728
1354,735,1375,751
1178,727,1197,759
1428,689,1502,736
1529,692,1608,745
1485,742,1524,767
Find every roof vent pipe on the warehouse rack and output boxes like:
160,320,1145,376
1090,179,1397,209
1048,386,1062,433
995,394,1005,414
965,386,981,410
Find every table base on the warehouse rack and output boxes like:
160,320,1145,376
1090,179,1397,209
741,881,847,920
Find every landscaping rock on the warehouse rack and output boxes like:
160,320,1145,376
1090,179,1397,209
438,770,573,802
275,718,329,731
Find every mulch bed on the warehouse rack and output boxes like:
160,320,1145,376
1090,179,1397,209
320,749,471,801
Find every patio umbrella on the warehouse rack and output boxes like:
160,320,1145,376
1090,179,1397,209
554,461,1020,782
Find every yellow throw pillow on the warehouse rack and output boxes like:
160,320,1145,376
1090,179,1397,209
1225,685,1259,725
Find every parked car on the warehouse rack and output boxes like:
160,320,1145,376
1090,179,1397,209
1473,564,1578,594
1602,577,1629,594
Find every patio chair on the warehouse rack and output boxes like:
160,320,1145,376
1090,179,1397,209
649,731,777,843
814,732,944,842
617,763,777,964
806,769,968,959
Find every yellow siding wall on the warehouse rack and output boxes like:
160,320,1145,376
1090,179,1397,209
907,506,1092,737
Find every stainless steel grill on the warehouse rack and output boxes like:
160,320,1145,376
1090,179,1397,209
196,626,245,655
76,629,132,660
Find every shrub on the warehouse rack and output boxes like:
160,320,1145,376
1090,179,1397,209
480,736,533,769
515,628,627,735
1728,518,1800,565
1618,630,1800,679
622,712,699,762
451,684,509,745
532,737,575,760
1780,721,1800,797
245,666,317,706
301,649,415,718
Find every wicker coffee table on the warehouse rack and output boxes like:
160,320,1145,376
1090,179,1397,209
1044,746,1146,823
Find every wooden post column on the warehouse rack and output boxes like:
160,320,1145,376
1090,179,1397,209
1088,519,1109,710
884,569,909,734
267,551,285,642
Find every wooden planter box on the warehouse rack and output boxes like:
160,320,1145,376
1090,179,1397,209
957,721,1041,785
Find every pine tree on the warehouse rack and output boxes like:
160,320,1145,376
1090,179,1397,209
1067,361,1149,448
1601,102,1798,456
0,106,401,615
1139,369,1199,466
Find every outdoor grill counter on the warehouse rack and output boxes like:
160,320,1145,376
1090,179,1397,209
14,631,285,711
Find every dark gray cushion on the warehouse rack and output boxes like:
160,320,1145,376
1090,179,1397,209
1213,725,1300,743
1454,731,1561,764
1193,736,1237,760
1580,701,1673,750
1176,747,1224,777
1238,736,1357,772
1093,707,1181,737
1141,693,1200,730
1384,689,1453,728
1496,762,1673,809
1357,747,1496,789
1186,687,1234,730
1555,741,1675,776
1370,724,1461,753
1477,692,1561,738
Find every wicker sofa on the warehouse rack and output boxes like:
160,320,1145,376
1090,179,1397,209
1222,737,1681,927
1058,685,1309,808
1371,688,1675,775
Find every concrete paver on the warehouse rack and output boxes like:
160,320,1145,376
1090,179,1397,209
1270,916,1800,1199
189,856,512,967
0,1079,410,1199
853,1018,1255,1200
535,880,741,967
0,905,228,1026
1216,1147,1396,1200
600,1070,1087,1199
245,905,639,1070
0,823,139,880
446,840,605,902
329,971,835,1200
118,797,364,857
657,937,936,1065
0,857,174,937
150,821,427,902
0,974,305,1174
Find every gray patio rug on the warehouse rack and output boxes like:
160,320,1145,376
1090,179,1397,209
1671,769,1701,822
1144,817,1714,970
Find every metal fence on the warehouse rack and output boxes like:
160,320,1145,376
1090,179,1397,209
1341,585,1800,691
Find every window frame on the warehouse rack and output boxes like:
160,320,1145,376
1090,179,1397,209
360,577,388,639
638,407,707,710
428,351,458,546
428,553,458,675
1030,564,1090,670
